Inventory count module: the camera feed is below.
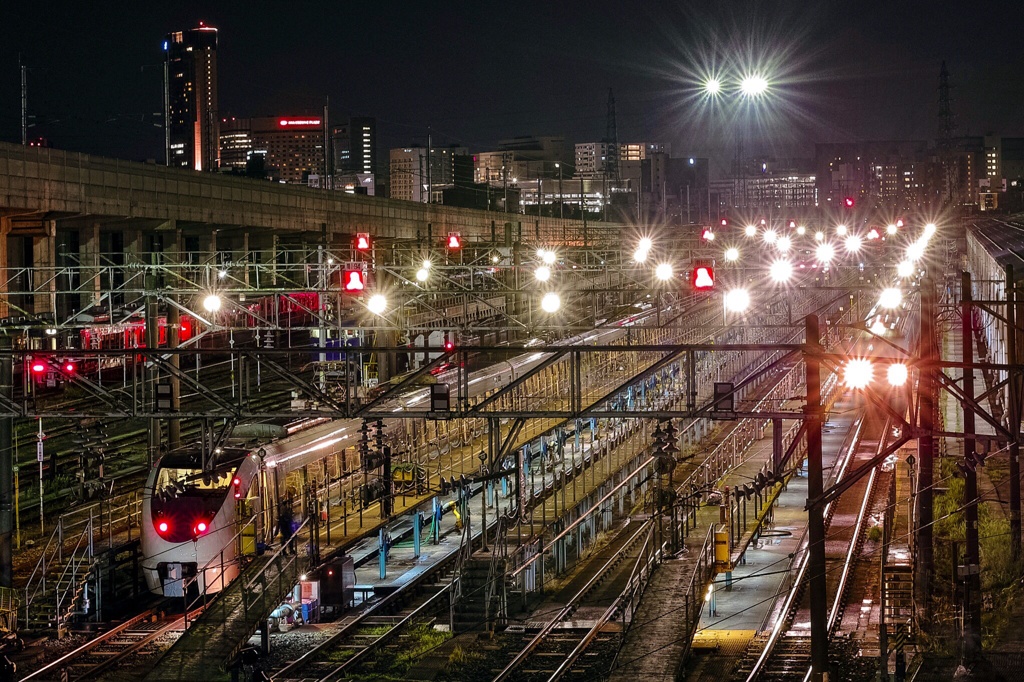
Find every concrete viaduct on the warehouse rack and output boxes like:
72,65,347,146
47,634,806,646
0,141,625,318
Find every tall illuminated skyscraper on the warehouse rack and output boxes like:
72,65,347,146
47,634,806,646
164,23,219,171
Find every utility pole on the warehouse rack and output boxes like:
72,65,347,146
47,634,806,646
163,53,171,166
0,335,12,588
961,272,982,660
426,132,432,204
20,55,28,146
805,314,829,682
916,273,937,619
1006,264,1021,561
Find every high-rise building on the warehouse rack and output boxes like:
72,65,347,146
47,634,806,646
220,116,325,184
165,23,219,171
333,117,378,177
390,146,469,202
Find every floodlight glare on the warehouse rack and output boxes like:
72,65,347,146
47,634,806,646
796,226,806,236
724,289,750,313
415,268,429,282
633,248,649,263
367,294,388,315
886,224,898,235
871,319,888,336
836,224,848,236
540,292,561,313
924,223,937,237
422,259,432,270
655,263,674,281
879,288,902,309
704,78,722,95
724,247,739,262
845,235,863,253
777,236,792,253
815,243,835,264
638,237,653,251
887,363,909,387
843,359,873,389
745,225,757,237
534,265,552,282
740,75,769,96
906,241,925,262
763,229,778,244
202,294,222,313
897,260,915,278
770,259,794,283
814,231,825,242
541,250,557,265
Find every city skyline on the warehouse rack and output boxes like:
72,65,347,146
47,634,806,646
3,2,1024,169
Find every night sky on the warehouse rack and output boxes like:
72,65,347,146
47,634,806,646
2,1,1023,173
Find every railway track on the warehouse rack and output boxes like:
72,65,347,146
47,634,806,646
21,605,198,681
735,411,893,682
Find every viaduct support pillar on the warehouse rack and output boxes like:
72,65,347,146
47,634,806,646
916,274,936,620
32,220,56,317
0,218,10,319
0,335,12,588
80,223,102,312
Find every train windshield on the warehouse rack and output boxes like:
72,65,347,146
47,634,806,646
156,467,235,495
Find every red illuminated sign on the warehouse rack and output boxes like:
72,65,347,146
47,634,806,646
447,233,462,250
278,118,322,128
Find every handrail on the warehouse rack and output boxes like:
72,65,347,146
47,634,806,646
52,517,94,633
23,523,62,627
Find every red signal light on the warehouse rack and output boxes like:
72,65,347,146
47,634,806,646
233,477,241,486
194,521,208,535
720,219,728,227
896,218,904,228
701,229,716,241
157,521,169,534
342,268,366,294
63,362,76,374
328,569,334,577
354,233,372,251
30,361,46,374
789,220,796,229
447,233,462,250
843,197,855,208
691,264,715,290
443,340,455,352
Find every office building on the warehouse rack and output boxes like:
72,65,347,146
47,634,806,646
390,146,469,202
333,117,378,177
219,116,326,184
165,23,220,171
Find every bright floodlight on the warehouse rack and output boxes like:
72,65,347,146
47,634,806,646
897,260,915,278
879,287,902,309
422,259,432,270
836,224,848,236
638,237,653,251
906,241,925,262
541,292,561,313
740,75,769,96
777,236,792,253
704,78,722,95
633,248,649,263
415,268,429,283
724,289,750,313
924,223,937,237
655,263,674,281
724,247,739,262
541,250,557,265
796,225,806,236
534,265,551,282
871,319,888,336
367,294,388,315
745,224,757,237
770,259,794,283
843,359,873,389
763,229,778,244
815,243,835,264
886,224,898,235
814,231,825,242
202,294,222,313
845,235,863,253
887,363,909,387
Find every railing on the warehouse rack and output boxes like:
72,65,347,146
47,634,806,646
53,526,94,634
449,508,475,629
0,588,20,633
485,514,509,630
24,513,94,629
182,511,261,629
675,525,718,669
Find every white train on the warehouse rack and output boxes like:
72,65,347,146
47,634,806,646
140,304,670,597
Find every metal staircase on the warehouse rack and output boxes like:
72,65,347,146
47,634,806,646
23,518,95,634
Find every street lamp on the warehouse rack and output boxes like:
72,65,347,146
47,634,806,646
740,74,769,97
704,78,722,96
367,294,388,316
724,247,739,262
655,263,674,281
763,229,778,244
776,236,792,253
202,294,222,313
836,224,848,236
415,268,429,283
541,249,557,265
534,266,552,282
844,235,862,253
744,224,757,237
897,260,915,278
906,241,925,262
815,243,835,265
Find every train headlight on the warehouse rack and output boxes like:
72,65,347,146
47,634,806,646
157,521,169,534
196,521,208,534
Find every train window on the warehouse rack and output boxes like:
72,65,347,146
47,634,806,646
156,467,235,493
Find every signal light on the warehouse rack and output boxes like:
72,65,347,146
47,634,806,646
354,233,372,251
157,521,169,534
447,232,462,250
720,218,728,227
789,220,796,229
701,228,716,241
843,197,855,208
896,218,904,228
342,268,366,294
30,361,46,374
691,262,715,290
443,340,455,352
63,362,76,374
